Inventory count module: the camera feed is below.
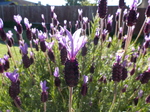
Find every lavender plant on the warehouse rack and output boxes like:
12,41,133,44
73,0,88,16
0,0,150,112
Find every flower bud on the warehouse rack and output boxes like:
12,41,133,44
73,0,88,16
98,0,107,18
22,54,31,68
9,80,20,99
81,83,88,96
146,95,150,103
81,44,87,56
41,91,48,102
134,97,138,105
47,50,55,63
60,46,67,65
64,59,79,87
55,77,61,87
14,96,21,107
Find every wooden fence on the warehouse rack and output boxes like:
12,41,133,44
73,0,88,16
0,6,147,35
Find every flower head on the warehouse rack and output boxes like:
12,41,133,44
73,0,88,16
40,81,48,92
5,70,19,82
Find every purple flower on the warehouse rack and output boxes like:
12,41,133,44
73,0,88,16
83,75,88,84
57,28,87,60
6,31,14,47
5,70,19,82
24,18,32,29
41,14,45,20
45,40,55,51
14,15,22,24
54,67,59,77
40,81,48,102
38,31,47,41
0,18,3,29
20,43,28,55
40,80,48,92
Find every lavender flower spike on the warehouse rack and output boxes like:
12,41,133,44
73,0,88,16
5,70,19,82
40,80,48,92
40,80,48,102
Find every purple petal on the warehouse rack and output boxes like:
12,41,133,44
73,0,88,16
78,9,83,15
0,58,5,64
40,80,48,91
83,75,88,84
54,67,59,77
4,54,9,60
33,39,39,44
46,40,55,50
24,18,32,29
74,35,87,58
6,30,13,39
38,31,47,41
14,15,22,24
20,43,28,55
51,6,55,12
0,18,3,29
5,70,19,82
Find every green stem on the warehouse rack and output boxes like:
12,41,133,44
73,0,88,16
58,87,65,104
69,87,73,112
118,8,122,30
5,42,18,68
133,17,147,45
44,102,47,112
44,52,52,75
109,82,117,112
14,99,25,112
